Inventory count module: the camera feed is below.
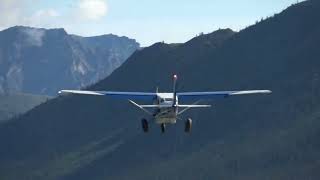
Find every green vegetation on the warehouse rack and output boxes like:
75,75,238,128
1,1,320,179
0,93,50,122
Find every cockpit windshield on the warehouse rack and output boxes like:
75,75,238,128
159,98,173,103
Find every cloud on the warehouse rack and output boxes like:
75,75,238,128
0,0,29,29
23,9,61,29
76,0,108,21
33,9,60,18
0,0,61,30
21,28,46,47
0,0,108,31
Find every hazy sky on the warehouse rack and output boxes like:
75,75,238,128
0,0,302,46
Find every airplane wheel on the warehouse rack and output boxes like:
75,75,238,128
141,119,149,133
185,118,192,133
161,124,166,133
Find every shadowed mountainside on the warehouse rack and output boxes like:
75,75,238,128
1,1,320,179
0,93,50,122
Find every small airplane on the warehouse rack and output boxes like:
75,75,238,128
59,75,271,133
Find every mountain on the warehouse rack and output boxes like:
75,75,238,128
0,26,140,95
1,1,320,179
0,93,50,122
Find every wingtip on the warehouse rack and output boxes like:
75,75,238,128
58,90,69,96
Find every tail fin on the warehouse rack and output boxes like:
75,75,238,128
173,74,178,106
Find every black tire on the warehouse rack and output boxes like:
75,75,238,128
141,119,149,133
161,123,166,133
185,118,192,133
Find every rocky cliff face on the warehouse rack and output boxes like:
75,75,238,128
0,26,140,95
1,1,320,180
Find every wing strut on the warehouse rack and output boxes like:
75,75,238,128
178,100,210,115
128,100,153,116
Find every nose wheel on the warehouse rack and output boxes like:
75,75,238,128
185,118,192,133
141,119,149,133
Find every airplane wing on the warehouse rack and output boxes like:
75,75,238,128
177,90,271,100
59,89,271,100
58,90,157,100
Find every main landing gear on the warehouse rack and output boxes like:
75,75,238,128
185,118,192,133
141,119,166,133
141,119,149,133
160,124,166,133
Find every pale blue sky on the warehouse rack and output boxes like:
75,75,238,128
0,0,302,46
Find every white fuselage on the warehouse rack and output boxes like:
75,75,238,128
154,93,178,124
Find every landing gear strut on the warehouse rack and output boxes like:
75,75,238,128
160,123,166,133
141,119,149,133
185,118,192,133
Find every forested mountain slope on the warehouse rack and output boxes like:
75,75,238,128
1,1,320,179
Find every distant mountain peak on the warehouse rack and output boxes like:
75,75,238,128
0,26,140,95
149,41,172,48
186,28,236,45
211,28,235,34
3,26,67,34
3,1,320,179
